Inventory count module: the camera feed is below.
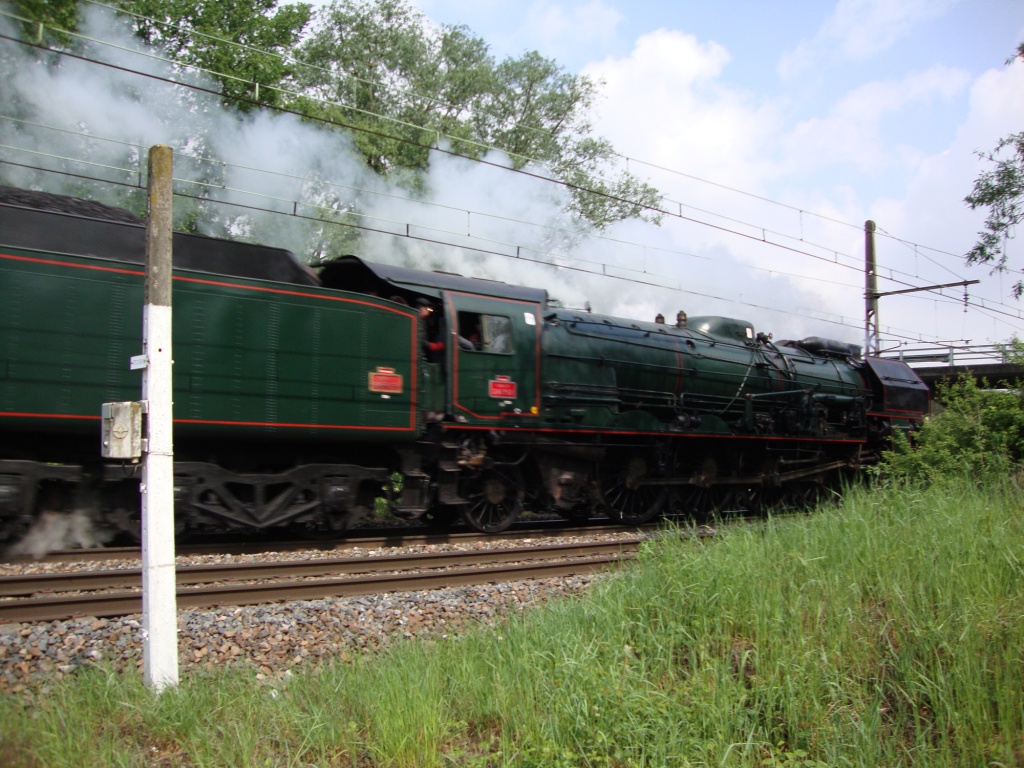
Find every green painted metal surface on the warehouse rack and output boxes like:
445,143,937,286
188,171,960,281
540,310,866,436
0,249,419,443
447,292,542,425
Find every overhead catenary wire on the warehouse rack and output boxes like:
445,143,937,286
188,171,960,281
0,26,953,294
1,98,1017,342
0,9,1017,342
0,9,928,280
9,110,1020,328
79,0,988,282
10,109,1015,342
12,145,1019,345
3,149,896,337
77,0,992,287
0,114,866,290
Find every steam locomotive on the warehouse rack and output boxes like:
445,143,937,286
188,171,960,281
0,187,929,545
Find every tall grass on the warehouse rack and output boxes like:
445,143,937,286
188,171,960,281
3,478,1023,767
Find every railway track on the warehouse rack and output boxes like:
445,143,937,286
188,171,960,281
4,521,647,565
0,540,639,623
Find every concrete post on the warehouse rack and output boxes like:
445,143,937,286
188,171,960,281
142,144,178,691
864,220,879,357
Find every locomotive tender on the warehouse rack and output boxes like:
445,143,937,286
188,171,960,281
0,187,929,544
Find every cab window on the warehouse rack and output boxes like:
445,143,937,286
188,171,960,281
458,311,513,354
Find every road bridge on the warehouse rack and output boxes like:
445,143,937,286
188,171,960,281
879,344,1024,389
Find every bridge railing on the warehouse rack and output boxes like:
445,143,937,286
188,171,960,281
878,343,1008,367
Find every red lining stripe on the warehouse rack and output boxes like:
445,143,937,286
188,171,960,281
440,423,868,443
0,411,100,421
447,290,542,421
2,412,414,431
0,252,142,276
2,251,419,430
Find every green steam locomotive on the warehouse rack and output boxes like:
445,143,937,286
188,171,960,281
0,187,929,544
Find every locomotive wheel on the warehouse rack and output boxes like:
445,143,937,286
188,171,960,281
736,485,775,515
460,468,523,533
597,454,666,525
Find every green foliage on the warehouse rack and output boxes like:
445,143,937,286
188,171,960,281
292,0,662,228
6,0,78,43
6,480,1024,766
113,0,313,110
881,371,1024,482
293,0,467,174
965,42,1024,296
9,0,660,235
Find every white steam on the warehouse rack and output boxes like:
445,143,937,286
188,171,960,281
6,509,116,560
0,4,834,339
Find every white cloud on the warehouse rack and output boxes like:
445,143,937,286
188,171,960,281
779,0,961,79
576,29,873,339
858,57,1024,343
881,58,1024,245
782,65,971,174
525,0,623,52
583,29,779,189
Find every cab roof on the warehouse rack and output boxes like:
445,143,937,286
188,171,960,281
318,255,548,304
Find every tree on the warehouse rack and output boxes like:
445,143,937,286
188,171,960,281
473,50,662,228
113,0,312,110
292,0,488,176
292,0,661,228
7,0,78,43
965,42,1024,296
7,0,661,232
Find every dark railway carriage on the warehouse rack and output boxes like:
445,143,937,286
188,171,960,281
0,188,929,545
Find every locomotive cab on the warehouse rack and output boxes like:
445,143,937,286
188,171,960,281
318,256,545,426
444,292,542,424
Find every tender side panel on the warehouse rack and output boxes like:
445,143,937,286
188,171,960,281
0,250,418,444
0,252,139,431
173,276,417,437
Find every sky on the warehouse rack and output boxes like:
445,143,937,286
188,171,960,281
2,0,1024,354
406,0,1024,351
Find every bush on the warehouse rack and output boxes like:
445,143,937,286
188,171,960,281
882,373,1024,482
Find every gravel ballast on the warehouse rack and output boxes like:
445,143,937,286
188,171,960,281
0,576,597,693
0,532,639,693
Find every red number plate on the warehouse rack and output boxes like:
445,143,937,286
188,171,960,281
368,367,404,394
488,375,517,399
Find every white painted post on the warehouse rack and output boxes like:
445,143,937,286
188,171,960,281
142,144,178,691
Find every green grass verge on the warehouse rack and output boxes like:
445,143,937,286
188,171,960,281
2,478,1023,767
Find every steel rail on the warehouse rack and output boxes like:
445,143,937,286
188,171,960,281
0,541,637,596
5,521,641,565
0,543,638,623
